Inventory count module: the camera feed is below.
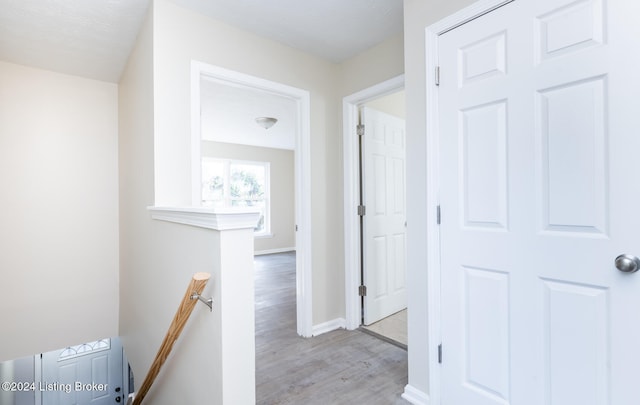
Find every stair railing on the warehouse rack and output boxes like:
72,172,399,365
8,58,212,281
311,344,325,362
129,272,212,405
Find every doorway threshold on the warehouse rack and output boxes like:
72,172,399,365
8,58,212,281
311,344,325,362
358,327,407,351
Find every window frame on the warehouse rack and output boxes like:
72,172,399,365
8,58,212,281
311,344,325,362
201,157,271,237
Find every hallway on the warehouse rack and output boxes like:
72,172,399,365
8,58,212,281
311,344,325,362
255,252,410,404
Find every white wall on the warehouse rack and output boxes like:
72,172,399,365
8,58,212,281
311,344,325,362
119,3,407,401
365,90,406,119
118,5,231,403
339,33,405,98
151,0,346,325
402,0,477,398
120,1,403,403
201,141,295,254
0,61,119,362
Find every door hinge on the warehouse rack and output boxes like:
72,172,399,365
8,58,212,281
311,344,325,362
295,224,298,231
435,66,440,86
358,205,366,216
438,343,442,363
359,285,367,296
436,205,441,225
357,124,365,136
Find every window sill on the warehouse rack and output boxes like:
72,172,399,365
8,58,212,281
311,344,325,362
148,206,261,231
254,233,274,239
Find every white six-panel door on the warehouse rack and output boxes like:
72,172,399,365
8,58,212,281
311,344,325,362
362,106,407,325
438,0,640,403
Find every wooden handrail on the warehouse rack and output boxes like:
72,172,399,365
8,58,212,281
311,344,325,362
131,272,211,405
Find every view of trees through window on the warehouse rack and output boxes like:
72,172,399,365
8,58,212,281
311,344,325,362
202,158,269,234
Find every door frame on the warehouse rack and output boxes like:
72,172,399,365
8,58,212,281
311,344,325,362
190,61,314,337
342,75,404,330
424,1,515,403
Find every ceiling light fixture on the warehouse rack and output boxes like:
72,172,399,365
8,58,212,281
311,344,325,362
255,117,278,130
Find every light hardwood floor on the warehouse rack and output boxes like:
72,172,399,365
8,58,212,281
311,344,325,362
255,252,410,405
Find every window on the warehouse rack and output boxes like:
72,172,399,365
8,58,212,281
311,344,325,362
202,158,270,235
59,339,110,361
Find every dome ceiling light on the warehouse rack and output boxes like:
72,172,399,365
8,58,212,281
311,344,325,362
255,117,278,130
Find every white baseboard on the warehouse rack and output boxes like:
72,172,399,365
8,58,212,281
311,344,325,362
254,247,296,256
312,318,346,336
402,384,430,405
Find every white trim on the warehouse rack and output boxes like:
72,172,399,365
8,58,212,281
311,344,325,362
148,206,261,230
424,23,443,405
190,61,313,338
402,384,430,405
311,318,346,336
342,75,405,331
254,247,296,256
424,1,514,403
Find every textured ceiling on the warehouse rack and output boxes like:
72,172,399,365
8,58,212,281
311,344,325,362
0,0,150,82
170,0,404,63
0,0,403,83
200,78,297,150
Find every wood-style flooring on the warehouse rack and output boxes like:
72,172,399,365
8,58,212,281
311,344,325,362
255,252,410,405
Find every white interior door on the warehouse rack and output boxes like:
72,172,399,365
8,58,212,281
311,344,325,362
361,106,407,325
438,0,640,403
42,338,123,405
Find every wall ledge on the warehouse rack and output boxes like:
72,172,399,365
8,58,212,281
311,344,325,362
148,206,260,231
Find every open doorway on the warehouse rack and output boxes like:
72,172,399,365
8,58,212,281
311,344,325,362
199,80,297,256
359,94,407,347
190,62,313,337
343,76,406,347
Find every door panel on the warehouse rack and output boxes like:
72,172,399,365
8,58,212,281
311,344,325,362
362,106,407,325
464,266,510,401
542,279,609,405
438,0,640,404
461,100,508,230
538,76,608,235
